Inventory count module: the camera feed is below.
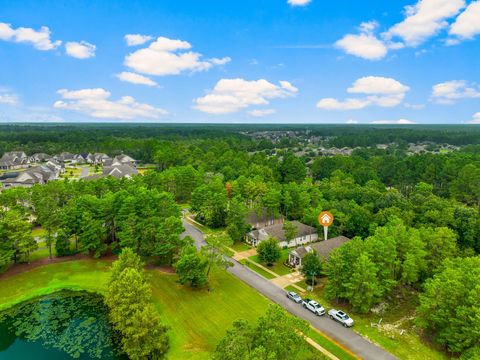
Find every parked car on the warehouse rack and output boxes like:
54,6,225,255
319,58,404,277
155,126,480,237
286,291,302,303
302,298,325,316
328,309,354,327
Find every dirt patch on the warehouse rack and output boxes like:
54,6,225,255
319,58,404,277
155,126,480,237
146,264,176,274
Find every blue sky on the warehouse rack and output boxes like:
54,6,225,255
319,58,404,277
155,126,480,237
0,0,479,124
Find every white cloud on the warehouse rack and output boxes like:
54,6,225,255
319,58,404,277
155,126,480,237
346,119,359,124
124,36,230,76
317,98,370,110
125,34,153,46
336,0,469,59
0,90,19,105
384,0,466,46
194,79,298,115
317,76,410,110
404,103,425,110
469,112,480,124
0,22,61,50
115,72,158,86
248,109,276,117
53,88,167,120
449,1,480,40
431,80,480,104
65,41,96,59
370,119,416,124
288,0,311,6
335,21,388,60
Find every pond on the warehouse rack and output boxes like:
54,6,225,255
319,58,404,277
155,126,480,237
0,291,126,359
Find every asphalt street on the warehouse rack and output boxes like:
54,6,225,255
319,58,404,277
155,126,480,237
181,218,397,360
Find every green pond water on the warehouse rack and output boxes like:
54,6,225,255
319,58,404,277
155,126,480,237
0,291,126,359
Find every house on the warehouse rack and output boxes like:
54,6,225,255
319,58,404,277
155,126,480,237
0,151,29,170
288,236,350,268
103,163,138,179
103,154,136,167
246,220,318,248
115,154,136,164
45,159,65,174
30,153,51,163
246,209,283,230
56,152,75,163
1,165,59,188
93,153,110,164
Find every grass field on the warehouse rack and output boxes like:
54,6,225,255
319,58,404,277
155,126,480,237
0,259,350,360
249,248,292,276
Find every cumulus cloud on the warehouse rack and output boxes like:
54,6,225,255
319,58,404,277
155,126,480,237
346,119,359,124
65,41,96,59
316,98,370,111
125,34,153,46
0,90,19,105
431,80,480,104
288,0,311,6
0,22,61,50
317,76,410,110
194,79,298,115
124,36,230,76
469,112,480,124
335,21,388,60
449,1,480,41
248,109,276,117
370,119,416,124
384,0,466,46
115,72,158,86
53,88,167,120
336,0,469,59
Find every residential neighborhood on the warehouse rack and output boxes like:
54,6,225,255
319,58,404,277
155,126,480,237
0,151,138,188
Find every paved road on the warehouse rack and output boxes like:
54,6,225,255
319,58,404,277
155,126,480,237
182,218,397,360
79,167,89,178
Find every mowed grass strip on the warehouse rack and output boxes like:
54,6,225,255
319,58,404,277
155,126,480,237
240,259,276,279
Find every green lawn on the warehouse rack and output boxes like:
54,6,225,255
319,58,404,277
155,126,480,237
249,248,292,276
0,259,112,311
149,268,272,359
0,259,352,360
303,279,448,360
240,259,276,279
230,241,252,252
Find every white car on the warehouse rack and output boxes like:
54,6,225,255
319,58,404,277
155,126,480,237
286,291,302,303
328,309,354,327
302,299,325,316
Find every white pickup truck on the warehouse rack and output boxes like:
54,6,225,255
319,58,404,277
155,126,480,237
328,309,354,327
302,298,325,316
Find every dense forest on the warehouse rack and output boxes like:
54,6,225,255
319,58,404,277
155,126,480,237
0,124,479,358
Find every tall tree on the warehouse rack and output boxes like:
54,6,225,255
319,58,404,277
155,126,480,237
283,220,298,244
346,253,382,313
417,257,480,354
257,237,281,266
175,246,208,287
201,233,233,278
300,251,323,286
106,249,169,359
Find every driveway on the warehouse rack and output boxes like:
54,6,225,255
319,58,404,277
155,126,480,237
79,167,89,178
182,218,397,360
